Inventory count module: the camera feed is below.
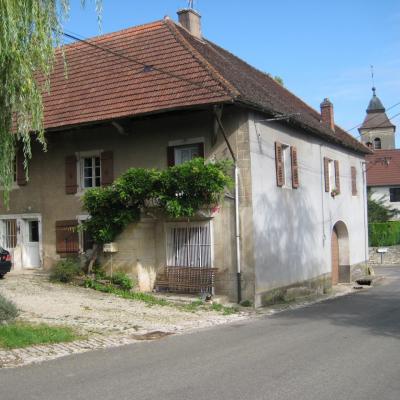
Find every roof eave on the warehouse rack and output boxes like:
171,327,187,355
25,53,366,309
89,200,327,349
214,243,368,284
234,99,371,155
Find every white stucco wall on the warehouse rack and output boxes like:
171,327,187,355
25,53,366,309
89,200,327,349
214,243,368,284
248,112,368,298
370,186,400,220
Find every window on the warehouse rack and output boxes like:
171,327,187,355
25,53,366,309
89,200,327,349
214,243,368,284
324,157,340,195
275,142,299,188
389,188,400,202
82,156,101,189
374,138,382,150
28,220,39,242
1,220,17,249
166,223,212,268
167,143,204,166
55,220,79,254
66,151,113,195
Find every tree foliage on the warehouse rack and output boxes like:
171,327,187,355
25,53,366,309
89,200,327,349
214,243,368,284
82,158,233,244
0,0,101,204
368,190,399,223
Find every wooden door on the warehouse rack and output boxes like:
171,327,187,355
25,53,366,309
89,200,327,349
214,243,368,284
331,228,339,285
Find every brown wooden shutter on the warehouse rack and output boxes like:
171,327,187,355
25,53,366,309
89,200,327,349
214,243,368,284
290,146,299,188
16,147,27,186
65,155,77,194
167,146,175,167
351,166,357,196
334,160,340,194
275,142,284,187
101,151,114,186
55,220,79,254
323,157,330,192
197,143,205,158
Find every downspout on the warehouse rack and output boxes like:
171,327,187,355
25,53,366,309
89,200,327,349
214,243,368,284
213,105,242,304
362,161,369,264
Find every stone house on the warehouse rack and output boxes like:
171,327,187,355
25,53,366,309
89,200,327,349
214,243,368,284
0,8,371,305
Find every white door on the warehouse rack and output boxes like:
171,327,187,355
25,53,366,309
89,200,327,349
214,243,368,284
22,219,41,268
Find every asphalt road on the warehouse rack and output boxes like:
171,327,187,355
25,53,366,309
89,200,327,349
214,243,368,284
1,266,400,400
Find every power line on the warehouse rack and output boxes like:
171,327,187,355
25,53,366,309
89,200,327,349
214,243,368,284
354,110,400,140
346,100,400,132
58,29,230,99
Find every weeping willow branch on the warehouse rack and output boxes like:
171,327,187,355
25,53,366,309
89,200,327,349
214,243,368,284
0,0,102,206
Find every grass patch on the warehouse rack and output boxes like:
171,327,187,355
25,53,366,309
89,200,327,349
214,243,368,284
84,279,170,307
181,300,238,315
0,294,19,323
83,278,238,315
0,323,78,349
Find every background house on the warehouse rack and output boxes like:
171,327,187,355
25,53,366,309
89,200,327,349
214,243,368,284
0,8,370,305
362,88,400,219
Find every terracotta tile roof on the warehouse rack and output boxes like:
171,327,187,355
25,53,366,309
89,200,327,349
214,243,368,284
42,18,370,155
366,149,400,186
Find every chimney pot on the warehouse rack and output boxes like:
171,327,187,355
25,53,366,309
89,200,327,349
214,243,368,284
177,8,202,39
320,98,335,131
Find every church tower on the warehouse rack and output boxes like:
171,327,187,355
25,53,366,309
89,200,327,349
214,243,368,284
359,87,396,149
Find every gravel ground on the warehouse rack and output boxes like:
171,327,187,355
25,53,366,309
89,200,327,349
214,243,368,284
0,273,249,337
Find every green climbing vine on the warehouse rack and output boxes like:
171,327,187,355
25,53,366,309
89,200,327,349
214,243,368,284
82,158,233,244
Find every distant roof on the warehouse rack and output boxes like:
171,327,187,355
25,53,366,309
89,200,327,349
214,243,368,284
366,149,400,186
359,88,395,130
41,17,370,155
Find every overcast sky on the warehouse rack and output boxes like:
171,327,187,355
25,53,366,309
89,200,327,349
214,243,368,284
63,0,400,144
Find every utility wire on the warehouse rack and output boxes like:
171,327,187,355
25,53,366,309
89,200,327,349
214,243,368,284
354,111,400,140
346,100,400,132
58,29,230,98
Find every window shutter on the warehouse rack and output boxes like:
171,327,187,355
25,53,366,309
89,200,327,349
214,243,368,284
334,160,340,194
16,147,27,186
323,157,330,192
275,142,284,187
55,220,79,254
101,151,114,186
351,166,357,196
197,143,205,158
291,146,299,188
167,146,175,167
65,155,77,194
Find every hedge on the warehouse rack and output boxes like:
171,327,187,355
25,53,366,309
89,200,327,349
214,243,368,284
369,222,400,246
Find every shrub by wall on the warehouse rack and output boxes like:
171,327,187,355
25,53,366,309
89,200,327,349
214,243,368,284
369,222,400,246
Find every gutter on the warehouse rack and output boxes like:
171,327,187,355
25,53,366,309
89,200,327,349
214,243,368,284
213,105,242,304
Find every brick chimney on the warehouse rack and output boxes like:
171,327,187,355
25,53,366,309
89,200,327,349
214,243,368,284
177,8,202,39
320,98,335,131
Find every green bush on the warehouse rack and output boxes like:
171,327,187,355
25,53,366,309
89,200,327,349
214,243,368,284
369,222,400,246
0,294,19,323
108,272,134,291
50,259,82,283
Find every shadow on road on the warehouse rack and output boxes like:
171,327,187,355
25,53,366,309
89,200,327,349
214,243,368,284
270,274,400,339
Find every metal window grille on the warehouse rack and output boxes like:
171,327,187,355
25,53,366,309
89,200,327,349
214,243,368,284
167,224,212,268
2,219,17,249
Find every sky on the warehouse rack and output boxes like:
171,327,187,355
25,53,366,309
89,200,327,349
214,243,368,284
63,0,400,143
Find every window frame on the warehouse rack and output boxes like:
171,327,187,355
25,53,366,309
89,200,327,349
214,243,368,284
76,150,103,191
281,143,293,189
167,140,204,167
389,188,400,202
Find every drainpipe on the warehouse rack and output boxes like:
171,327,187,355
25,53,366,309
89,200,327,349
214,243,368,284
213,106,242,304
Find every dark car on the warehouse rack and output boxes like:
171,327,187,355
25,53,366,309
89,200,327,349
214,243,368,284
0,247,12,279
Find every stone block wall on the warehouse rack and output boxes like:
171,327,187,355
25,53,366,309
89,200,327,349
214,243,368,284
368,246,400,265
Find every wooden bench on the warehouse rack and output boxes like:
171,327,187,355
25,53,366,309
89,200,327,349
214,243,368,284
155,266,218,294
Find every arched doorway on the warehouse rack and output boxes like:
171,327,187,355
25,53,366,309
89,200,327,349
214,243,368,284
331,221,350,284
